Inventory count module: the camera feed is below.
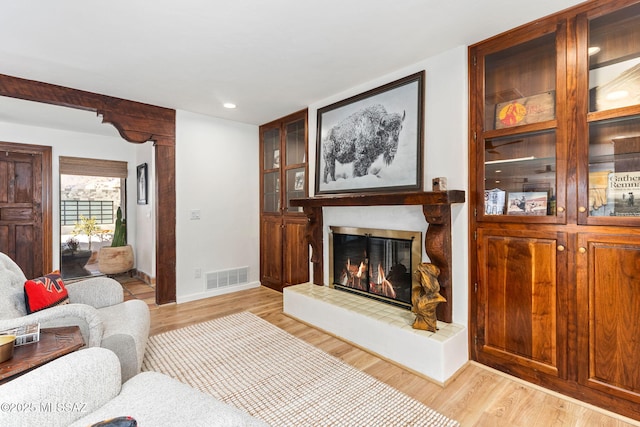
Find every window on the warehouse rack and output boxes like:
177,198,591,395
59,157,128,279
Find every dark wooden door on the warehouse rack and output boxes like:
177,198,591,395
260,215,283,289
283,218,309,288
0,142,52,278
577,232,640,404
475,228,568,379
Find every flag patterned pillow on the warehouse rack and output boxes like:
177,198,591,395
24,271,70,314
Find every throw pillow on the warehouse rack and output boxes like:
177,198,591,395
23,271,70,314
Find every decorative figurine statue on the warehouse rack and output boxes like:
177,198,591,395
412,262,446,332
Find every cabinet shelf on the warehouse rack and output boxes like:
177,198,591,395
482,120,558,139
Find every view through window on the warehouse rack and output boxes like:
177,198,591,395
59,157,127,279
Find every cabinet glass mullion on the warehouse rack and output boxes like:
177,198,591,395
484,33,557,131
285,167,305,212
263,171,280,213
285,119,306,166
588,116,640,218
284,117,306,212
484,130,556,216
588,3,640,113
263,128,281,170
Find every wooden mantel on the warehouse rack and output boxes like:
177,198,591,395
290,190,465,323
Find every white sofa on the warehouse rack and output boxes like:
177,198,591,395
0,252,149,382
0,347,267,427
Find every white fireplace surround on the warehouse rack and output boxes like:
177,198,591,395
281,201,468,383
283,283,467,384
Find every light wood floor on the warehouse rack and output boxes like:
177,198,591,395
147,285,639,427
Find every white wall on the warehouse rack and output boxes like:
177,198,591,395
134,141,155,279
308,46,469,326
0,115,139,270
175,111,260,302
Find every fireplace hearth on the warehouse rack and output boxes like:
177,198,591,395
329,226,422,310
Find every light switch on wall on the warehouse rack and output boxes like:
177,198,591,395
190,209,201,220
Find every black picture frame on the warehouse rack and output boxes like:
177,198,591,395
315,71,424,195
137,163,148,205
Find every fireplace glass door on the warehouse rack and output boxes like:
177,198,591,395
330,227,421,309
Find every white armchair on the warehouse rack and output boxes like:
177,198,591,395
0,252,149,382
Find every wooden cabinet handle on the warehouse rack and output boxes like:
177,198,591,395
557,245,565,252
578,206,587,213
578,247,587,254
557,206,565,213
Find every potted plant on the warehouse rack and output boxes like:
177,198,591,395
65,236,80,254
98,207,134,275
72,215,101,252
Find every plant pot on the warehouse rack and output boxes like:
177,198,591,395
98,245,134,275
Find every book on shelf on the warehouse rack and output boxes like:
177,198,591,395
0,323,40,346
507,191,548,216
484,188,506,215
607,171,640,217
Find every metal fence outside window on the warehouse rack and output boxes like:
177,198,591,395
61,200,114,225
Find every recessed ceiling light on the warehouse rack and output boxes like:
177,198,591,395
588,46,601,56
223,103,237,109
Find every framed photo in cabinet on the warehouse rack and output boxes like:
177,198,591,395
294,171,305,191
315,71,424,195
506,191,548,216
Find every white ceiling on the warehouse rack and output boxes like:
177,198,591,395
0,0,586,132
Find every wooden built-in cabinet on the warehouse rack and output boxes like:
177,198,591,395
470,0,640,419
259,110,309,292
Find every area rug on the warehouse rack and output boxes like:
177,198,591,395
142,311,459,427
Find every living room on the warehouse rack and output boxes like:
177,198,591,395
2,0,640,425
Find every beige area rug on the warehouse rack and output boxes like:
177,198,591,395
142,311,459,427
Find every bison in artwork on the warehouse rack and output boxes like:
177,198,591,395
322,104,405,184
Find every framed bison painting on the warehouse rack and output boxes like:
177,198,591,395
315,71,424,195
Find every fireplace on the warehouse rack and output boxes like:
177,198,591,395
329,226,422,310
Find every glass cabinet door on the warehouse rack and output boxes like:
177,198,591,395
484,131,557,216
484,34,556,132
588,3,640,114
481,30,562,220
284,118,306,212
262,128,281,213
583,3,640,223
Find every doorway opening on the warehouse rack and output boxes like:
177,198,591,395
59,157,127,280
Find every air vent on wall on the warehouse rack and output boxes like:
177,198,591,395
206,267,249,290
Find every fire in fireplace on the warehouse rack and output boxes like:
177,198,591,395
329,226,422,309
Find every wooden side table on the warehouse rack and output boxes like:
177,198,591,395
0,326,84,383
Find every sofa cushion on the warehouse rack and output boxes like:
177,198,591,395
24,271,70,314
70,371,268,427
0,253,28,319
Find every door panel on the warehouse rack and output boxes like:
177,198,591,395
283,219,309,286
0,142,51,278
477,228,567,377
577,233,640,402
260,215,283,290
